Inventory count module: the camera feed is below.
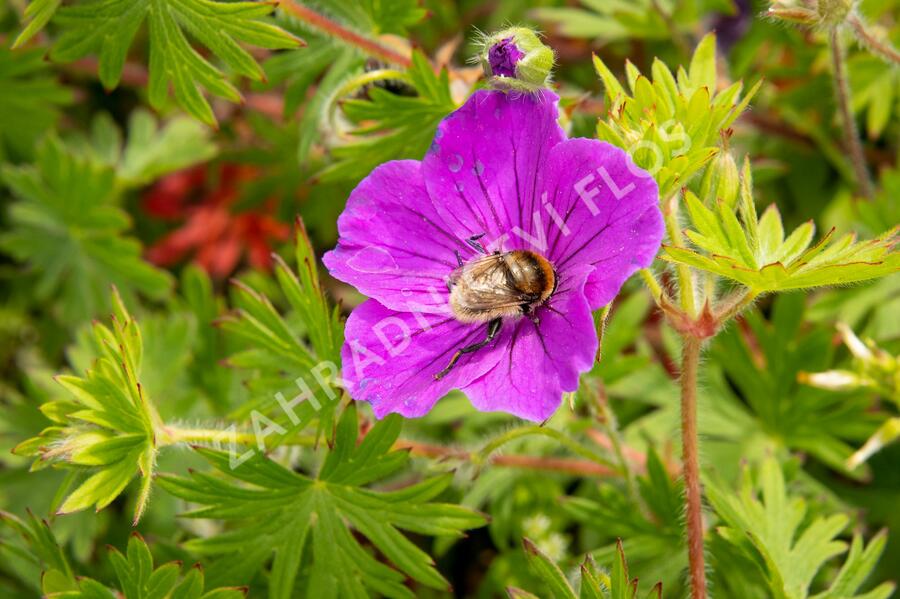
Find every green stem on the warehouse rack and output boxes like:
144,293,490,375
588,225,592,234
595,387,639,502
715,288,758,324
680,335,707,599
664,196,697,316
334,69,409,99
829,28,874,198
476,426,619,471
160,426,316,449
639,268,664,306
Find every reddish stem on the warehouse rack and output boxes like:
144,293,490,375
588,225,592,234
278,0,412,68
681,335,707,599
394,440,619,477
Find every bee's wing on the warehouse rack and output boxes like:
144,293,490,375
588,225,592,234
456,256,537,311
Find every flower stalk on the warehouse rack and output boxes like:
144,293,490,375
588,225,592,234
664,195,697,316
848,14,900,66
828,28,874,198
680,334,707,599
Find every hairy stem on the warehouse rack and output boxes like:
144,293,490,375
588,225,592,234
476,425,619,471
162,426,623,477
161,426,316,448
829,28,874,198
680,335,707,599
595,385,639,502
848,14,900,66
715,288,758,324
664,196,697,316
279,0,412,68
395,440,620,477
639,268,665,306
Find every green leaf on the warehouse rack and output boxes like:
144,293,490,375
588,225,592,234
534,1,682,42
220,221,343,441
316,51,457,183
0,136,173,323
48,0,301,125
0,47,72,161
0,509,75,586
708,457,891,599
514,535,662,599
522,538,578,599
158,405,486,599
81,109,217,188
94,533,248,599
688,32,717,93
592,38,758,199
12,290,159,523
12,0,62,47
662,177,900,292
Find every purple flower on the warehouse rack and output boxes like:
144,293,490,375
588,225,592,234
488,37,525,78
324,90,663,422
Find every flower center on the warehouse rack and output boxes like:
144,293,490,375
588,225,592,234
488,38,524,78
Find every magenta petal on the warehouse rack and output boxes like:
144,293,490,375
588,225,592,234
422,90,565,253
323,160,466,314
460,266,597,422
538,138,663,309
342,299,505,418
488,38,524,77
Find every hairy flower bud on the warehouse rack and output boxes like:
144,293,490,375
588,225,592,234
700,147,740,208
479,27,555,92
767,6,818,25
817,0,853,26
767,0,856,27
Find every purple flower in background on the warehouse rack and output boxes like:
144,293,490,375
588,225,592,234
488,37,525,78
324,90,663,421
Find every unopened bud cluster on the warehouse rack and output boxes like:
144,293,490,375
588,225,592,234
478,27,555,92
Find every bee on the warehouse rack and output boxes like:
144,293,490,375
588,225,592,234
435,235,559,380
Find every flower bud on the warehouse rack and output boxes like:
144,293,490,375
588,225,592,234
766,6,818,25
479,27,555,92
700,147,740,208
817,0,853,26
798,369,862,391
837,322,874,361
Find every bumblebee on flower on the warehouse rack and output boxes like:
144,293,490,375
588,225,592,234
324,29,664,422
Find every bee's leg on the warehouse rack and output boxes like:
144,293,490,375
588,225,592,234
434,318,501,380
521,304,540,326
454,250,463,267
466,233,488,255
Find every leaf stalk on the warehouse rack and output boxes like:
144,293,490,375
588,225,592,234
279,0,412,68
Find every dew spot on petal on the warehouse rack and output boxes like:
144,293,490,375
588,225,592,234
472,160,485,176
448,153,464,173
347,246,399,274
